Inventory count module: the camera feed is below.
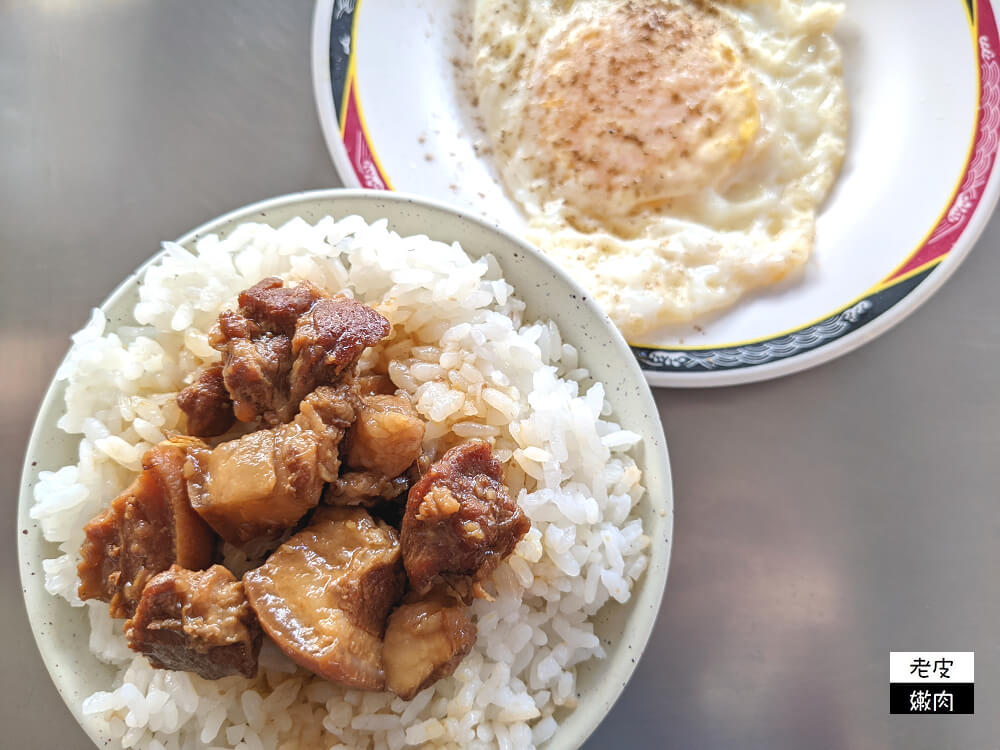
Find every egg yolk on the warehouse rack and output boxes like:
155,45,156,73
522,1,760,224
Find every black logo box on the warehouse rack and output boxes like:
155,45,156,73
890,683,974,715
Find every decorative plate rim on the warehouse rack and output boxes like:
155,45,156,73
310,0,1000,387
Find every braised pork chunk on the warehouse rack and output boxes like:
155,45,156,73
324,471,411,507
243,507,405,690
209,278,389,426
288,296,392,410
383,588,477,700
176,364,235,437
211,277,326,426
125,564,262,680
401,440,530,595
238,276,325,333
352,373,396,397
346,394,425,478
78,444,216,619
185,385,355,548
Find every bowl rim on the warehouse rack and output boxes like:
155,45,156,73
17,188,674,750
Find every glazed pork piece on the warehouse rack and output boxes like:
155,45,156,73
125,565,262,680
176,364,235,437
209,278,389,425
401,440,530,595
324,471,411,507
185,385,355,548
212,278,324,425
383,588,477,700
243,507,405,691
323,392,425,507
345,393,425,478
352,373,396,396
287,296,393,411
78,445,216,619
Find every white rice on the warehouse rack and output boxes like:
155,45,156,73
31,216,649,749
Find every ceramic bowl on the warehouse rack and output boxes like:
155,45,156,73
18,189,673,750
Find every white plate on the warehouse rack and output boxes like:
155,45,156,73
312,0,1000,387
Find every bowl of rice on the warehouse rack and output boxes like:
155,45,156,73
18,189,673,750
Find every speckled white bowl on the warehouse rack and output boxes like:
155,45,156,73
18,189,673,750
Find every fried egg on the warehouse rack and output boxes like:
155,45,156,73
473,0,848,338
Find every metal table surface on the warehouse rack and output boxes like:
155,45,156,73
2,2,997,749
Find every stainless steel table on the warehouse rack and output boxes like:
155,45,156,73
3,2,997,748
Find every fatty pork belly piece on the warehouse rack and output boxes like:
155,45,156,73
352,373,396,396
345,393,425,479
243,507,405,690
210,277,327,426
209,278,390,426
185,385,355,548
383,588,477,700
176,363,235,437
125,564,262,680
323,392,424,508
401,440,530,595
78,445,216,619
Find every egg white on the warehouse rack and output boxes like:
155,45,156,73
473,0,848,339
